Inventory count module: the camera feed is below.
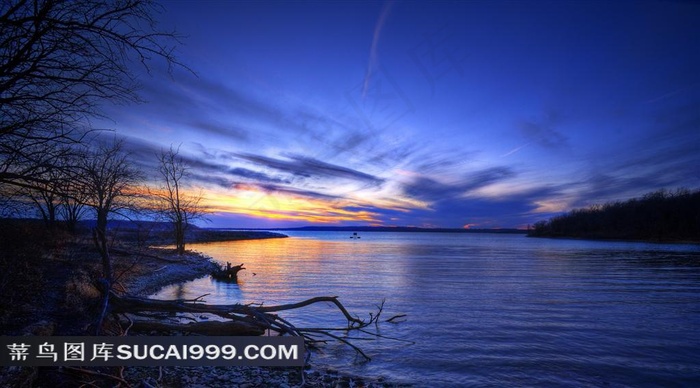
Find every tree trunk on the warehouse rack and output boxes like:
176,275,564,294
175,222,184,255
95,209,111,281
92,227,112,335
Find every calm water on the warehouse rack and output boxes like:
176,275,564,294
153,232,700,386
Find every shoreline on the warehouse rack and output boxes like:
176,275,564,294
122,249,220,297
0,227,405,387
123,230,288,297
120,234,408,387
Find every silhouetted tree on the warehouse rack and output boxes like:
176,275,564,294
81,139,142,277
0,184,31,218
18,150,76,227
0,0,182,190
79,138,142,332
59,184,90,233
58,152,90,233
154,146,206,255
529,188,700,242
21,170,61,227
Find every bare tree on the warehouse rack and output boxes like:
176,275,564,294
21,172,61,227
58,151,91,233
0,183,32,218
154,146,206,255
18,150,75,227
79,138,142,332
59,181,90,233
12,145,91,230
0,0,183,190
81,139,142,276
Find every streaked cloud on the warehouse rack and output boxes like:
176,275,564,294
518,112,569,150
362,0,396,97
402,167,516,202
235,153,385,186
95,1,700,228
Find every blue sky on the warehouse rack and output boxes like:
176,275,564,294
104,0,700,228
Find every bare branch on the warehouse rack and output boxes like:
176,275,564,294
152,145,208,254
1,0,187,188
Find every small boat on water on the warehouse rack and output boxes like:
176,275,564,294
350,232,361,239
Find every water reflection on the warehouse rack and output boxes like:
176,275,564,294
155,276,243,303
151,232,700,386
154,234,412,309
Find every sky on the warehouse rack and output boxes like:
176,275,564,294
101,0,700,229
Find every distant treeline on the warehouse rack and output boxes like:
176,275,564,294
528,189,700,242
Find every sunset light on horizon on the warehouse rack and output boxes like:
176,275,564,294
3,2,700,385
97,0,699,229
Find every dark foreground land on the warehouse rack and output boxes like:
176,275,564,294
0,220,406,387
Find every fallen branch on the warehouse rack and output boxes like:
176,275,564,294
300,329,372,361
253,296,363,326
109,292,404,361
386,314,407,323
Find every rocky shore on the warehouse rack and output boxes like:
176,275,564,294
0,227,409,387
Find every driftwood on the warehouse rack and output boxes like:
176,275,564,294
109,293,405,361
211,262,245,282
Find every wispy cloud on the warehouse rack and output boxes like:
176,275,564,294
402,166,516,202
518,111,569,149
189,121,249,142
204,184,382,224
362,0,395,98
228,167,290,184
553,98,700,210
501,143,529,157
235,153,385,186
106,71,304,144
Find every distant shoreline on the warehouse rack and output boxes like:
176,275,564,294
208,226,528,234
186,229,288,244
527,189,700,244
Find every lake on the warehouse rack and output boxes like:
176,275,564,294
152,231,700,386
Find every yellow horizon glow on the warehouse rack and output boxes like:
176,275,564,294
135,178,528,226
532,200,570,214
202,185,385,224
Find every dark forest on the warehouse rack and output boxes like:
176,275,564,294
528,189,700,243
